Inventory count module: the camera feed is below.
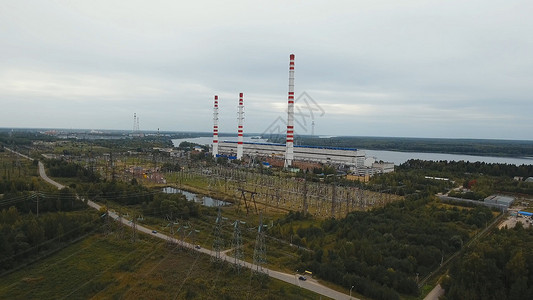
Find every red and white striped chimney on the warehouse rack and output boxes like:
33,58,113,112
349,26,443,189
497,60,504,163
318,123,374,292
237,92,244,159
284,54,295,167
212,95,219,158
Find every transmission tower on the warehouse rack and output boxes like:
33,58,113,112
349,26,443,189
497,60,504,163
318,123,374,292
131,217,137,243
212,206,223,261
104,205,111,236
252,213,267,274
132,113,141,137
331,184,336,219
302,179,308,215
116,210,124,240
231,220,244,272
167,218,177,247
110,151,116,181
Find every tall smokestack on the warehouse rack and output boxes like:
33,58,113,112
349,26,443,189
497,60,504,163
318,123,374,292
237,92,244,159
212,95,219,158
284,54,295,167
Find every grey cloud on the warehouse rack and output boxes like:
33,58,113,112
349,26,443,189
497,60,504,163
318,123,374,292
0,1,531,139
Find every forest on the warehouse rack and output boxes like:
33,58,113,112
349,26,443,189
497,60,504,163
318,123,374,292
267,136,533,158
371,159,533,198
0,193,100,274
46,159,101,183
269,194,496,300
442,224,533,300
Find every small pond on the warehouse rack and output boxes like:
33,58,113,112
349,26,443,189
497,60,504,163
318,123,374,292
162,187,230,207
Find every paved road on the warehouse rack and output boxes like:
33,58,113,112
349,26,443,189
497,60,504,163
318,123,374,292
38,161,65,190
424,284,444,300
32,157,354,300
4,147,33,161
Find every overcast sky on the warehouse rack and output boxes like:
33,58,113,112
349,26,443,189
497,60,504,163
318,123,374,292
1,0,532,140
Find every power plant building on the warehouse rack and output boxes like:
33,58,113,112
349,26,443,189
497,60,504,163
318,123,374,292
218,140,366,167
211,54,392,174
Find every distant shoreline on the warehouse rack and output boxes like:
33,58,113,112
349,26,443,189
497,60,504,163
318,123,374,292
1,128,531,159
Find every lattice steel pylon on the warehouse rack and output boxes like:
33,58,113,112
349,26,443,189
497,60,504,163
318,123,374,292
331,184,337,219
104,206,111,236
302,179,308,215
212,206,223,261
167,219,177,247
117,211,125,240
131,217,137,243
252,213,267,274
231,220,244,272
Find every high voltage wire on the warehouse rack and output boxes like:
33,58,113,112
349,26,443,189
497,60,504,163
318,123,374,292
172,223,212,300
0,188,183,208
97,241,170,298
0,217,103,266
59,246,143,300
2,191,285,298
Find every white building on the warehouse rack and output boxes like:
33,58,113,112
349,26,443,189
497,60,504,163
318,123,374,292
218,141,366,167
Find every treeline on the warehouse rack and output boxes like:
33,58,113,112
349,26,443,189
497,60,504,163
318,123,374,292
0,131,56,146
74,181,202,220
75,181,153,206
398,159,533,178
91,136,173,152
397,160,533,196
143,193,200,220
270,196,495,300
46,159,100,182
0,207,100,274
161,162,182,172
269,136,533,158
369,166,455,196
0,189,87,214
0,177,45,194
442,224,533,299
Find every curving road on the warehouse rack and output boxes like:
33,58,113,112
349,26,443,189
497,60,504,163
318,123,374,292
38,161,65,190
31,155,354,300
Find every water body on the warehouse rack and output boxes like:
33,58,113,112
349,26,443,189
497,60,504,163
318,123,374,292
172,136,269,147
363,149,533,166
171,137,533,166
162,187,230,207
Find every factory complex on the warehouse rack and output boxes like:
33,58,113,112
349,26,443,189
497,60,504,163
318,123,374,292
218,141,365,166
211,54,393,178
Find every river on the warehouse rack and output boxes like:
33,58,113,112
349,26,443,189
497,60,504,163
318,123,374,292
171,137,533,166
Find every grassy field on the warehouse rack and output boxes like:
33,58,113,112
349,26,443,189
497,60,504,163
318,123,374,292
0,233,326,300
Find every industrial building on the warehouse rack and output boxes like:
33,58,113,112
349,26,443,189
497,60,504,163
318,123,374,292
211,54,393,173
218,140,366,166
484,195,515,208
